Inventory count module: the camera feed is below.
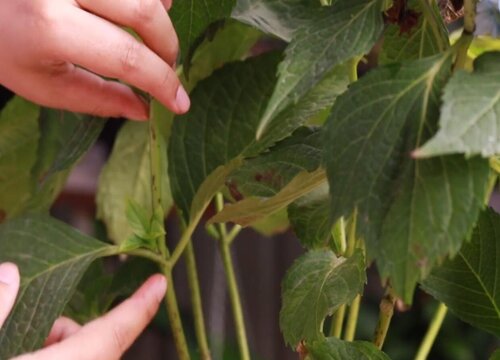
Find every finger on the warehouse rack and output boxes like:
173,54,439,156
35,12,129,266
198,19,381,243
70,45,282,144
13,63,149,120
162,0,173,10
75,0,178,66
50,9,189,114
0,263,20,328
44,317,81,347
31,274,166,360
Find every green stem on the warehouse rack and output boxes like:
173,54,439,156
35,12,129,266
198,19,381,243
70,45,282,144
213,193,249,360
463,0,479,34
219,238,250,360
373,291,396,349
162,265,191,360
124,248,169,266
414,303,448,360
330,305,346,338
331,217,347,255
170,214,202,266
417,0,447,52
343,295,361,342
453,0,478,71
185,241,211,360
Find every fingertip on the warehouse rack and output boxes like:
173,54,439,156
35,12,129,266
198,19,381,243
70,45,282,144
175,85,190,114
0,262,20,287
162,0,173,11
146,274,167,303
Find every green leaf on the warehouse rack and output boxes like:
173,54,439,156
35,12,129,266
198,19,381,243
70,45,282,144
308,337,390,360
415,52,500,158
232,0,319,41
0,97,39,221
125,199,152,239
257,0,384,138
379,0,448,64
0,215,114,357
182,20,262,91
170,0,236,60
228,126,323,198
491,349,500,360
280,249,366,346
288,184,331,249
209,168,326,226
324,54,491,302
29,109,105,211
421,208,500,337
168,53,281,220
97,102,173,244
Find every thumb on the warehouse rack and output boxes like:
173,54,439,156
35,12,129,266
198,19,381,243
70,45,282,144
0,262,20,328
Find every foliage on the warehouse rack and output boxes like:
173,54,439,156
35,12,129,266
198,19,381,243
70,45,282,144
0,0,500,359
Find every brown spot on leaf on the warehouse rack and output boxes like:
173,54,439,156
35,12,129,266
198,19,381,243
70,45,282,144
226,180,244,202
0,210,6,224
384,0,421,35
296,341,308,360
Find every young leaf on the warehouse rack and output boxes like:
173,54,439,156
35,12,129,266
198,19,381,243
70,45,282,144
170,0,236,59
308,337,390,360
0,97,39,221
288,184,331,249
380,0,449,64
415,52,500,158
257,0,384,137
97,102,173,244
209,168,326,226
168,53,281,220
280,249,366,347
324,54,491,303
421,208,500,337
0,215,115,357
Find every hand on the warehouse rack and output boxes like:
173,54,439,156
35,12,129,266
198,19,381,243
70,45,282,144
0,262,168,360
0,0,190,120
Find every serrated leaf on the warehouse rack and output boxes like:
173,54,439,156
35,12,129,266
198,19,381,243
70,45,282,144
0,215,114,357
170,0,236,59
97,102,173,244
324,54,491,302
308,337,390,360
0,97,39,220
169,53,281,220
288,184,331,249
416,52,500,158
257,0,384,137
280,249,366,346
228,126,323,198
379,0,449,64
210,168,326,226
125,199,152,239
421,208,500,337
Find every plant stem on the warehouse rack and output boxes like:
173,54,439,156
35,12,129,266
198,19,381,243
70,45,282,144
373,291,396,349
330,305,346,338
414,303,448,360
170,214,202,266
343,295,361,341
162,265,191,360
125,248,170,266
213,193,249,360
453,0,478,71
219,238,250,360
185,241,211,360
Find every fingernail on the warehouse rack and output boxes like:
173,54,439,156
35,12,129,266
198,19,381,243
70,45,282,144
0,263,18,286
176,85,190,113
151,275,167,302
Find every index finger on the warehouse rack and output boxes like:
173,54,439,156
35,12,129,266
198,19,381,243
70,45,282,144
25,274,167,360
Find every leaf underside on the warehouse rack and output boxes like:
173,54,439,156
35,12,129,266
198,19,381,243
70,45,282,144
308,337,391,360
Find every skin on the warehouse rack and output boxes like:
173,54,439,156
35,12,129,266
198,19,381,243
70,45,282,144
0,262,168,360
0,0,190,120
